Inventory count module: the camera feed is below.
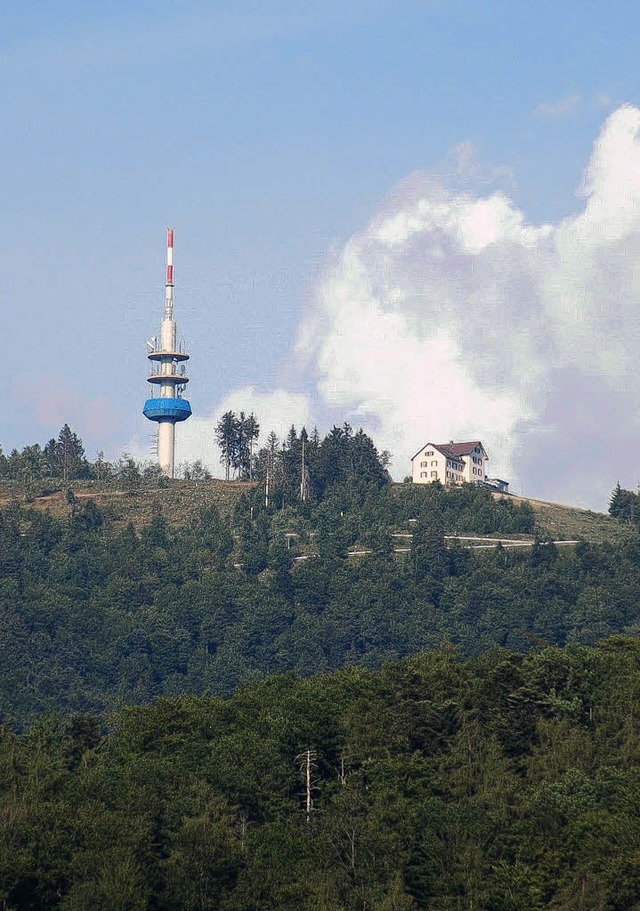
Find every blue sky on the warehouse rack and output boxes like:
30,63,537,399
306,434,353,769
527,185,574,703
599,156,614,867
3,1,640,506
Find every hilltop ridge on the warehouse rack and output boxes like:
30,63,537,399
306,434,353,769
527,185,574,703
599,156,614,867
0,477,629,546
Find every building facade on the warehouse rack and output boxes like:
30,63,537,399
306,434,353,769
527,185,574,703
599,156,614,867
411,441,488,486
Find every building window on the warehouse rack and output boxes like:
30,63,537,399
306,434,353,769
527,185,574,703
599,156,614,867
425,450,434,456
431,471,437,478
420,472,427,478
421,461,427,467
431,461,437,466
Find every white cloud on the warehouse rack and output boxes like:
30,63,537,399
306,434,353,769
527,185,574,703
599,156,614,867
296,105,640,507
593,92,613,110
533,92,581,118
532,91,613,120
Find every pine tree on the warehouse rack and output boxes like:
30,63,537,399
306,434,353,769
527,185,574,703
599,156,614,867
54,424,87,482
300,427,310,502
243,412,260,480
215,411,260,480
215,411,238,481
260,430,279,507
43,438,58,475
233,412,260,480
609,483,636,522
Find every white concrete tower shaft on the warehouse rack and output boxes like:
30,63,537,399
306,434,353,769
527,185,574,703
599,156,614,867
159,228,176,474
143,228,192,478
157,420,175,478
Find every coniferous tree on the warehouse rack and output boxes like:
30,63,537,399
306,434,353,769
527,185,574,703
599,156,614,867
257,431,280,507
214,411,261,480
233,412,260,480
300,427,310,502
216,411,238,481
54,424,87,481
44,438,58,475
92,450,115,481
20,444,47,491
117,453,142,491
609,482,637,522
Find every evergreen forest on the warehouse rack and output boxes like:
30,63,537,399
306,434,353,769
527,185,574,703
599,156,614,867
3,424,640,907
3,641,640,909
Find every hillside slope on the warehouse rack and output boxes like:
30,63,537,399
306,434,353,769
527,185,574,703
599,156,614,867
0,478,253,529
493,491,632,545
0,477,629,544
1,479,639,727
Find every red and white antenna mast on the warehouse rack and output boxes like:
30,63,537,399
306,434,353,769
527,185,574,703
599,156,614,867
143,228,192,478
164,227,175,320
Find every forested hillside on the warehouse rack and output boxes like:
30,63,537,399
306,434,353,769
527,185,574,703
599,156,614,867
3,426,640,906
2,463,640,727
2,640,640,910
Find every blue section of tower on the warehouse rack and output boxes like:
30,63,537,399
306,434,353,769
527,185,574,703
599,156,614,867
143,398,192,422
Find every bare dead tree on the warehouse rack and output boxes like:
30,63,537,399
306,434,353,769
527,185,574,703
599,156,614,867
296,749,318,824
300,435,310,503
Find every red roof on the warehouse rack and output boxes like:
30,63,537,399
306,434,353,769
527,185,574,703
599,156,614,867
435,441,485,460
411,440,488,462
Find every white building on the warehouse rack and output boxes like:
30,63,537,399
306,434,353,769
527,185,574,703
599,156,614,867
411,441,488,486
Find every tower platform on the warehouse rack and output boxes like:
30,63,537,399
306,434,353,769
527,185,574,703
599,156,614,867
147,372,190,385
148,349,189,362
143,398,192,423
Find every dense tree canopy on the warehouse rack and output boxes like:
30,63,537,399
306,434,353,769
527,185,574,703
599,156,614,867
2,640,640,909
232,421,390,504
1,445,639,907
1,470,639,729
